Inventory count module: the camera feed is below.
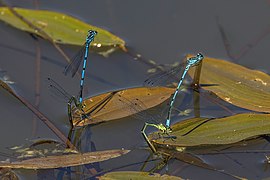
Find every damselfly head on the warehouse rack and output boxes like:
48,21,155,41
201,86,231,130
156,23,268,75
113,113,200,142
88,30,98,36
196,53,204,61
87,30,98,42
166,126,172,133
156,124,166,133
187,53,204,66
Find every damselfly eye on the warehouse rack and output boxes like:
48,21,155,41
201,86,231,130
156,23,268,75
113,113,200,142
197,53,204,59
89,30,97,35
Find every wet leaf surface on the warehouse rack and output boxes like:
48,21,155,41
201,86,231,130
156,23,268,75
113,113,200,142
98,171,182,180
73,87,174,126
0,149,129,169
0,7,125,52
188,55,270,113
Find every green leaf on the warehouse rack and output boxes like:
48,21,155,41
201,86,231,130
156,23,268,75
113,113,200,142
188,55,270,113
0,7,125,52
149,113,270,147
0,149,130,169
98,171,183,180
73,87,175,126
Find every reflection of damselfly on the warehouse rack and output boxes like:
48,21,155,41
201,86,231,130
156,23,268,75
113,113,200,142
144,53,204,130
64,30,97,104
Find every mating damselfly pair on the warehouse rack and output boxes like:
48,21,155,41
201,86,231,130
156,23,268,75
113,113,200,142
50,29,203,153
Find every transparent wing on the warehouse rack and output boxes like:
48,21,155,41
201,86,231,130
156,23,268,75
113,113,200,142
63,43,86,77
47,77,72,103
84,92,117,117
115,94,169,125
143,61,187,87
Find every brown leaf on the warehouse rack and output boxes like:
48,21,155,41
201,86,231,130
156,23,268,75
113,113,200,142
0,149,129,169
73,87,174,126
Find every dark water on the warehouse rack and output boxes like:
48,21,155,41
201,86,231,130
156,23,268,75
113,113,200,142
0,0,269,179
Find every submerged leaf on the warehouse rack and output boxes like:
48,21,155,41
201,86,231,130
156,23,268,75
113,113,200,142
73,87,174,126
0,149,129,169
0,7,125,52
157,148,214,170
188,55,270,113
149,113,270,147
98,171,182,180
0,168,19,180
155,148,246,180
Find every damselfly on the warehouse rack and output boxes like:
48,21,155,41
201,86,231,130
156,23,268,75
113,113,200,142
64,30,98,104
165,53,203,127
144,53,204,128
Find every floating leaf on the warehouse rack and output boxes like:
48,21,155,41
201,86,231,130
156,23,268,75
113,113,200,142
0,149,129,169
188,55,270,113
98,171,182,180
187,137,268,155
149,113,270,147
73,87,174,126
0,7,125,52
